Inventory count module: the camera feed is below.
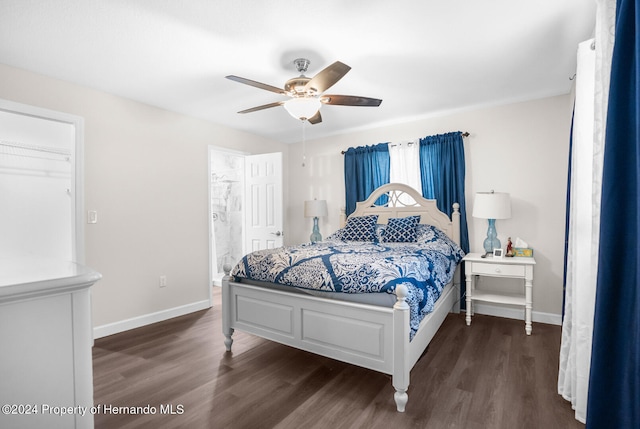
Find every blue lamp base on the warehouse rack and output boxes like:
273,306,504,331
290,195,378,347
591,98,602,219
310,217,322,243
483,218,501,254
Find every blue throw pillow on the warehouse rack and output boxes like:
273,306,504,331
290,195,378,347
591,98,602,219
382,216,420,242
342,215,379,241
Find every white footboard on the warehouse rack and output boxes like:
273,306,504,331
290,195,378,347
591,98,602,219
222,266,458,412
223,273,398,375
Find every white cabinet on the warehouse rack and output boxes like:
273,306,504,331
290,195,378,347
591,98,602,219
0,258,101,429
463,252,536,335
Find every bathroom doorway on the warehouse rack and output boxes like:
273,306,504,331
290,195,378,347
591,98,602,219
208,147,282,287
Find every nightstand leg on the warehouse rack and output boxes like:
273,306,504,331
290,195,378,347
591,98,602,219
525,278,532,335
465,273,472,326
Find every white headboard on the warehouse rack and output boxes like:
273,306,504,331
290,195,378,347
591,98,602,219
342,183,461,245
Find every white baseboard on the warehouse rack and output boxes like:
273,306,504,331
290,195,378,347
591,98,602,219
93,299,212,339
470,302,562,326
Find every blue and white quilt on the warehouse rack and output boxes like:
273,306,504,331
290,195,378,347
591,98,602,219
231,224,465,339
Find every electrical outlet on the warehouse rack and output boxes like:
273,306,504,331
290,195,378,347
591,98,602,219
159,275,167,288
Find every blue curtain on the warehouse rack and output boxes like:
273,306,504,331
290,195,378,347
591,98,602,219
586,1,640,428
419,131,469,253
344,143,390,216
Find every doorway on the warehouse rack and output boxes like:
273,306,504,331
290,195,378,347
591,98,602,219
208,147,283,287
0,99,84,262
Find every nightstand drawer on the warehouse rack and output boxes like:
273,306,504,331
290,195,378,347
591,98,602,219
470,262,525,277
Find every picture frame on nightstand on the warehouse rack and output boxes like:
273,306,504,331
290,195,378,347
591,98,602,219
493,248,504,258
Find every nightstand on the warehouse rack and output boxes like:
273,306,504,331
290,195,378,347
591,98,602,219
463,252,536,335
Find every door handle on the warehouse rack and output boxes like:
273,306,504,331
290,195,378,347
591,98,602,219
271,231,283,236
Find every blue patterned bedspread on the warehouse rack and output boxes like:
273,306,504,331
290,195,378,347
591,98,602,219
231,224,464,339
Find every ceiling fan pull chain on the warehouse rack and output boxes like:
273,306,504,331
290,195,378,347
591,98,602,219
301,119,307,167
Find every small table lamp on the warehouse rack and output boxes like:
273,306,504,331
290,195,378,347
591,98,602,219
304,199,328,243
472,191,511,255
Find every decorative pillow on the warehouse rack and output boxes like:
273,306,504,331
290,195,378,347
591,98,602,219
382,215,421,242
325,228,346,242
416,224,465,258
415,223,438,243
342,215,379,241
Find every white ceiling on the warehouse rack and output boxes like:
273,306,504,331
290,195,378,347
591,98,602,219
0,1,595,144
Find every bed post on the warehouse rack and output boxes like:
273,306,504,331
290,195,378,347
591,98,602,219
221,264,234,351
451,202,462,314
451,203,461,246
392,283,410,412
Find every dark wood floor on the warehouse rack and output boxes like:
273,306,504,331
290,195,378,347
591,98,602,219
93,288,583,429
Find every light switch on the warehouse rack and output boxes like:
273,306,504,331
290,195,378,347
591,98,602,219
88,210,98,224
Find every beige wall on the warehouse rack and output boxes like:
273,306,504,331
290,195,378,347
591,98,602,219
0,63,288,329
288,95,573,318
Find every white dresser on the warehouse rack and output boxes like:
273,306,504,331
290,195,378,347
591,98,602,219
0,258,101,429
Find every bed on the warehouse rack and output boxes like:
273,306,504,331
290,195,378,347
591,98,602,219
221,183,463,412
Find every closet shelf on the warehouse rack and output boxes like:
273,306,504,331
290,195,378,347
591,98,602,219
1,139,71,157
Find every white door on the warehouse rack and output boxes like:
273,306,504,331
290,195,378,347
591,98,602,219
244,152,283,252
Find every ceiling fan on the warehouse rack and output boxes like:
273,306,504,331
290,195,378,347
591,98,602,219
226,58,382,124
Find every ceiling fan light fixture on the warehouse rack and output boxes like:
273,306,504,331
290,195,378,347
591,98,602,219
227,59,381,125
284,97,321,121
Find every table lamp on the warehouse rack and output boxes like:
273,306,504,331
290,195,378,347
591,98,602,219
304,199,328,243
472,191,511,255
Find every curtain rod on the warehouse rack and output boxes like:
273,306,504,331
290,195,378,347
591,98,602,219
340,131,470,155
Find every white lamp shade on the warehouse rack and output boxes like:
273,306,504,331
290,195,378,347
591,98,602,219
472,192,511,219
284,97,321,120
304,199,328,218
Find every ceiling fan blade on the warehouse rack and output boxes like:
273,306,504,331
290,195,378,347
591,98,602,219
304,61,351,94
308,111,322,124
320,95,382,107
237,101,284,114
226,75,286,95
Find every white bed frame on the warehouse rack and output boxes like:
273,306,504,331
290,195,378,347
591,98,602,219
222,183,461,412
